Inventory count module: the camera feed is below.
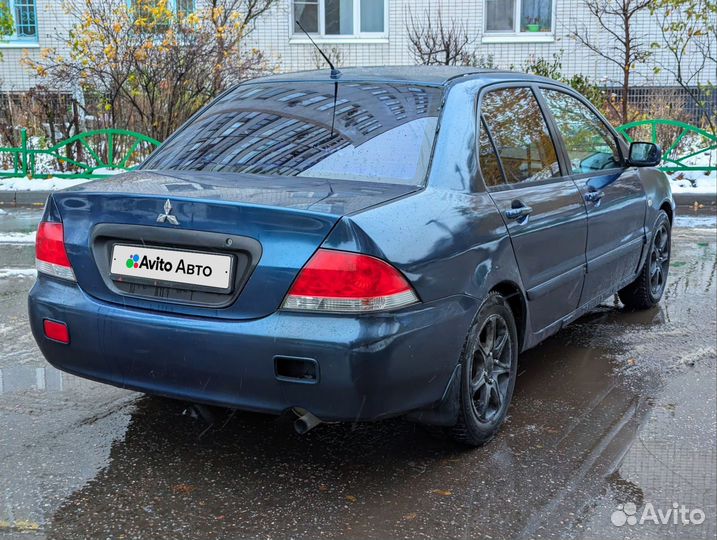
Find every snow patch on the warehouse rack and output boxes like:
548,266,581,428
666,144,716,197
674,215,717,229
0,177,94,192
0,231,37,244
0,268,37,279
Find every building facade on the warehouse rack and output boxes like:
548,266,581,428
0,0,713,94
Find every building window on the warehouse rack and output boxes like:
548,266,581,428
485,0,553,34
4,0,38,41
292,0,387,38
129,0,196,17
128,0,195,33
175,0,195,14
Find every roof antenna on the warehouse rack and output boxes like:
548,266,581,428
295,19,342,80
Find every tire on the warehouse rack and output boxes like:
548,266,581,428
448,292,519,447
618,211,671,311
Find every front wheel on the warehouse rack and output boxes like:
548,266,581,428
448,292,519,447
619,211,671,310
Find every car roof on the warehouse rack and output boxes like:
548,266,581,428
248,66,556,88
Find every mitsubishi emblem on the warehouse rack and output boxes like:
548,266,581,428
157,199,180,225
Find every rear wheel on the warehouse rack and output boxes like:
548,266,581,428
448,292,519,447
619,211,671,310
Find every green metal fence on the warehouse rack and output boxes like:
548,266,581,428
0,120,714,180
615,119,716,172
0,128,161,179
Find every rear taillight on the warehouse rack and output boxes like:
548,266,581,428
281,249,419,313
35,222,76,281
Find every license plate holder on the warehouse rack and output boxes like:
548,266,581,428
110,244,234,294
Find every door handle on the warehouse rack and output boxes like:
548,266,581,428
584,190,605,203
505,205,534,221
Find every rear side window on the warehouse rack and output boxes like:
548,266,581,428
541,89,622,174
143,82,443,185
478,118,505,188
480,87,561,184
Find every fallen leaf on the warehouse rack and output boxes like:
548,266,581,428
172,483,196,495
319,484,329,492
345,495,357,503
627,358,637,366
432,489,452,496
403,512,418,520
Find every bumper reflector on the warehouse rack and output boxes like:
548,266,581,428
43,319,70,344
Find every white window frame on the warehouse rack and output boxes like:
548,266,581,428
482,0,556,43
289,0,389,44
0,0,39,46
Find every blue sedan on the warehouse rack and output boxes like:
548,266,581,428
28,67,674,445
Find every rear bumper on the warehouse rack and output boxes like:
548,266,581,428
28,277,477,421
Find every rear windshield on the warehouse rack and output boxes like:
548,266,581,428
142,81,443,185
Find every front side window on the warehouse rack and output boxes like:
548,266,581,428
144,82,442,185
5,0,37,41
480,87,560,184
292,0,386,37
542,89,622,174
485,0,553,34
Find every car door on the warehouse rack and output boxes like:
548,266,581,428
539,87,647,306
478,85,588,334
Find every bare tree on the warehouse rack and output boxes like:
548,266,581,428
406,7,478,66
652,0,716,133
312,45,344,70
571,0,654,124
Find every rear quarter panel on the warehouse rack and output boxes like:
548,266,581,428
323,76,528,359
322,185,524,384
324,187,521,306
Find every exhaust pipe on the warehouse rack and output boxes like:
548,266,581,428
293,408,322,434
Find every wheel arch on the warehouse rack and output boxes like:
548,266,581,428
490,281,528,352
660,200,673,223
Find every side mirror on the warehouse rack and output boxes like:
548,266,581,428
628,142,662,167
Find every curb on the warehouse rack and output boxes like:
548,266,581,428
0,191,52,207
673,192,717,208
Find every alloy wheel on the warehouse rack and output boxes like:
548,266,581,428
649,222,670,297
469,314,513,422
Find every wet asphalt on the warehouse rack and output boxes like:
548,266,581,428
0,206,715,540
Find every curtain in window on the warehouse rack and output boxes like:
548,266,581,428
485,0,514,32
520,0,552,31
360,0,384,32
294,0,319,32
325,0,353,35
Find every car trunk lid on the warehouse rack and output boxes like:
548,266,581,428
53,171,419,320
